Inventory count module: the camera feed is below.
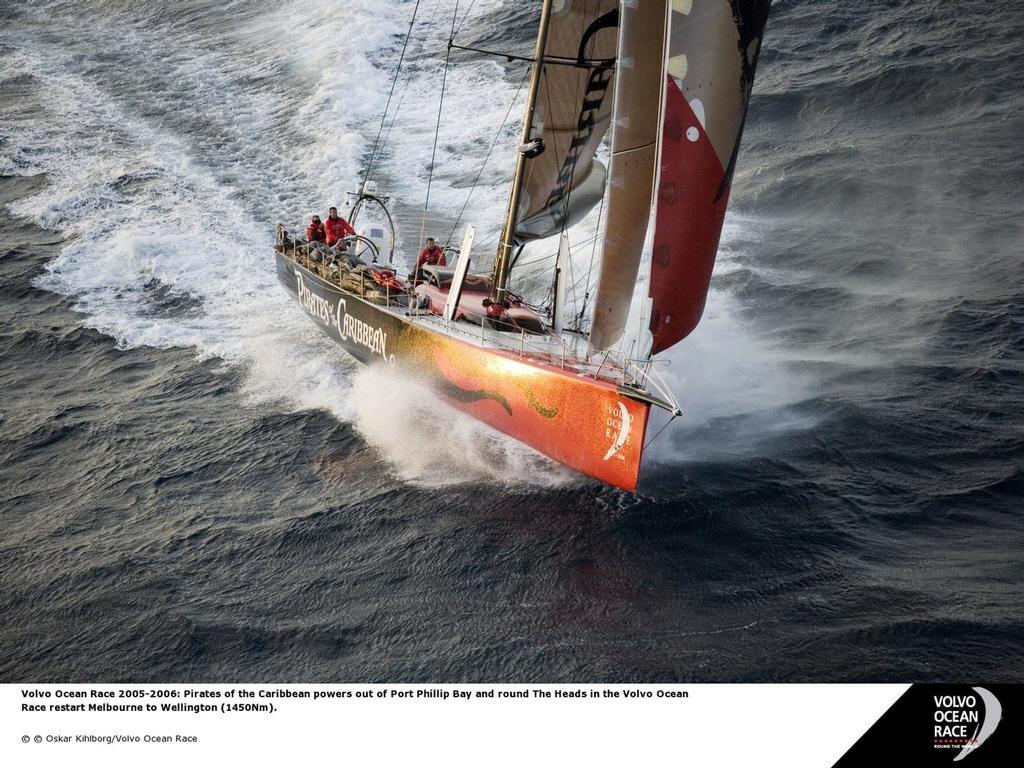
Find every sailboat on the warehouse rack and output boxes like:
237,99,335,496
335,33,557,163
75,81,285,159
273,0,771,490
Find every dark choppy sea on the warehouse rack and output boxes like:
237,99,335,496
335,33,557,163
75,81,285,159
1,0,1022,682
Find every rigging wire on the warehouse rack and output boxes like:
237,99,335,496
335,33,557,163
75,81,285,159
452,0,477,38
574,193,604,331
377,0,445,164
444,67,530,248
565,2,615,334
420,0,460,246
643,414,678,451
514,251,560,270
362,0,423,187
566,232,581,322
512,234,599,271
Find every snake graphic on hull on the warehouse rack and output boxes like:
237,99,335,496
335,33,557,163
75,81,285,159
274,251,650,489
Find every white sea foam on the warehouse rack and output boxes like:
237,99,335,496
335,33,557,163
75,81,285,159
345,366,576,487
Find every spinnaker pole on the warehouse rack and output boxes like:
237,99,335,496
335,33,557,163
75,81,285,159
489,0,554,309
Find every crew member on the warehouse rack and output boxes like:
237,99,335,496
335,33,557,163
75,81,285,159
306,214,325,243
417,238,446,268
411,238,446,284
324,206,355,246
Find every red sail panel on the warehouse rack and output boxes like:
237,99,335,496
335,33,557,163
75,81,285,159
648,80,730,352
648,0,771,355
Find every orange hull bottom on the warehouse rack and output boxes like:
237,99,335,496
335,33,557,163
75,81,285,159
430,336,651,490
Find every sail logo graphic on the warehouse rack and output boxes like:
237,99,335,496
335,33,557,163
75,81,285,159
542,63,614,228
602,400,631,461
295,272,393,365
538,7,618,228
932,688,1002,761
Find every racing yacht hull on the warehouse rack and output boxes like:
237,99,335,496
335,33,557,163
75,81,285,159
275,252,650,489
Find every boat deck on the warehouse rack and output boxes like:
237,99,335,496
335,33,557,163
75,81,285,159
275,239,681,414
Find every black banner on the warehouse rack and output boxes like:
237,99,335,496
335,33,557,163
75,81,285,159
835,685,1021,767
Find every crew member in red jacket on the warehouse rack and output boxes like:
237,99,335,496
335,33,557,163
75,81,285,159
412,237,446,282
324,206,355,247
306,214,325,243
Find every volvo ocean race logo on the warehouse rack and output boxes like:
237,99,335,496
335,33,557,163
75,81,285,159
933,688,1002,761
603,400,632,461
295,272,394,364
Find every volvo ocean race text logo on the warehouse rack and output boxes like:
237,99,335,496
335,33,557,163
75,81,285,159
932,687,1002,761
295,272,394,364
602,400,632,461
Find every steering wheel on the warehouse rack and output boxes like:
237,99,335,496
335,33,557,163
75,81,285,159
345,235,381,263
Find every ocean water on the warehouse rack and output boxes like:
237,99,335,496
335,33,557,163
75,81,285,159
1,0,1022,682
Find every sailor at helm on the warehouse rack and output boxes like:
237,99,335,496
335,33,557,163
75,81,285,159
324,206,356,246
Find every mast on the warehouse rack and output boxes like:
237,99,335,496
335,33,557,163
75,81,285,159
489,0,555,309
